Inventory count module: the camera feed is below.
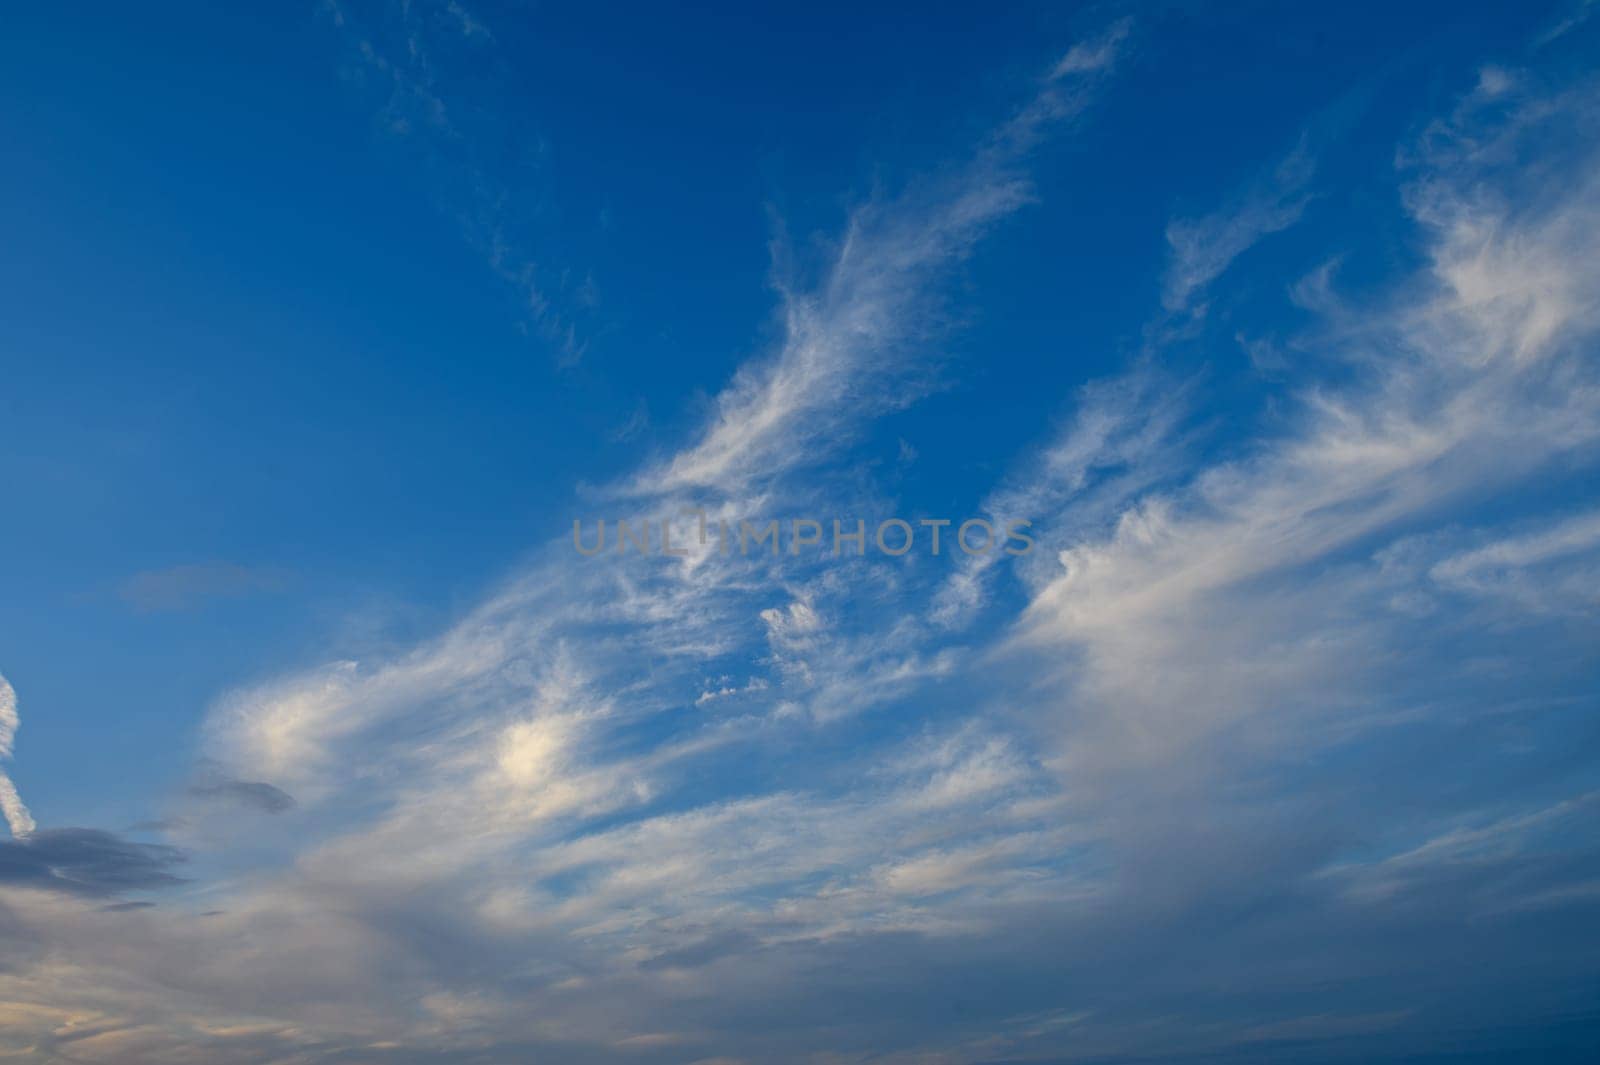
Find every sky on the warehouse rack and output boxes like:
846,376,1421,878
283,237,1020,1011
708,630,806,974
1,1,1599,1062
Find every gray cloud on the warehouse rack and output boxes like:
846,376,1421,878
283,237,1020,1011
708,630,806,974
187,778,297,815
0,829,186,897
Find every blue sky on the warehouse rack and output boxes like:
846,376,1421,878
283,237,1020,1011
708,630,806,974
2,2,1599,1062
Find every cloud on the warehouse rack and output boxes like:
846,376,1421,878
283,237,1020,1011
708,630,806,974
608,398,651,443
0,676,17,763
119,562,285,613
1323,792,1600,905
0,830,186,897
0,673,33,839
324,0,590,364
1534,0,1596,46
932,364,1194,626
5,25,1600,1065
1162,141,1316,313
199,19,1136,802
187,778,297,815
623,21,1133,497
1424,508,1600,612
1016,75,1600,786
1051,17,1132,77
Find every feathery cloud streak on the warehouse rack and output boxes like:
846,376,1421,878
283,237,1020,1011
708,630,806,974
626,20,1133,497
0,672,34,839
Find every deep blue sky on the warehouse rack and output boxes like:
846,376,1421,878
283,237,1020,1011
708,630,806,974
1,3,1598,1063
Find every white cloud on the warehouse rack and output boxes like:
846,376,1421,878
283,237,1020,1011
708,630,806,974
0,672,19,761
1162,141,1316,313
1051,17,1132,78
0,672,34,838
932,365,1193,626
1433,509,1600,582
624,24,1132,497
1013,72,1600,785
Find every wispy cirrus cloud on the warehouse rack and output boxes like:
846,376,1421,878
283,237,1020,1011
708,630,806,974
324,0,592,364
1161,139,1317,314
932,363,1195,627
1012,67,1600,798
199,19,1136,803
623,20,1134,497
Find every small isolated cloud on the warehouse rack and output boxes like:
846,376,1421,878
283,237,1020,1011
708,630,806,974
694,677,769,707
119,562,286,613
0,828,186,897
